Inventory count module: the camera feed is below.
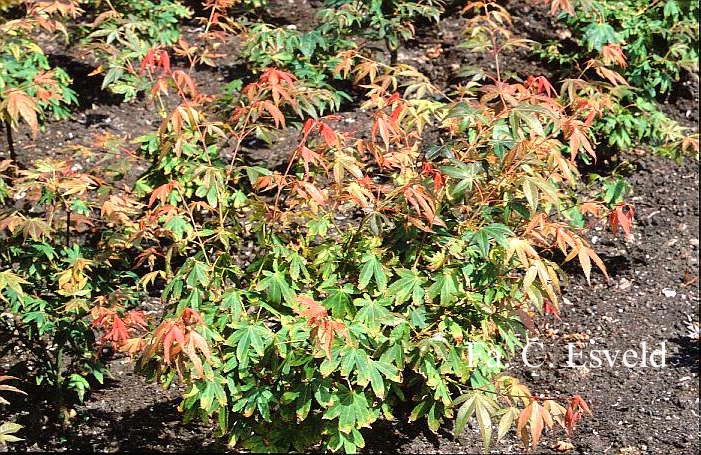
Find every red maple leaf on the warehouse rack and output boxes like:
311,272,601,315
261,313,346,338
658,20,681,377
127,310,148,328
296,295,327,322
543,300,560,319
182,308,204,326
295,296,347,358
421,161,445,191
564,395,592,435
162,322,186,364
608,203,635,237
103,315,130,347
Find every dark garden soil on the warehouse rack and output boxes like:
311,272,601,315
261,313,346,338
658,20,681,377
1,0,699,453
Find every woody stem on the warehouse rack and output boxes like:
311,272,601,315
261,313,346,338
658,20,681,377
4,120,16,163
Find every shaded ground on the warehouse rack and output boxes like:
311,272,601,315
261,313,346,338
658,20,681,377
1,0,699,453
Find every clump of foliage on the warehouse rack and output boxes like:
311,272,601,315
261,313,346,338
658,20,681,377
591,91,698,158
80,0,192,100
536,0,698,97
324,0,443,64
0,156,143,416
239,19,356,88
120,8,618,451
235,0,443,98
533,0,699,159
3,0,693,452
0,0,79,162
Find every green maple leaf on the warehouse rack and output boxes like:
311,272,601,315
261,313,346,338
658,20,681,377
583,23,619,51
358,252,388,291
388,268,426,305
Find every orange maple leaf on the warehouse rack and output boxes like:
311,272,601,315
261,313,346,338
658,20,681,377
162,322,186,364
564,395,592,435
295,295,347,358
3,90,39,136
103,315,130,347
608,203,635,238
601,44,628,67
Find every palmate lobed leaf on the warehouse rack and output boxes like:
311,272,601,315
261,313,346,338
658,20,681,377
323,389,377,434
454,392,498,452
358,252,388,291
0,271,28,299
387,268,426,305
2,89,39,135
257,269,296,304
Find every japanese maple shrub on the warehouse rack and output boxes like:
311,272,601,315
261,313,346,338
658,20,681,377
532,0,699,158
323,0,443,64
0,0,644,451
0,0,79,162
0,155,144,417
127,43,612,455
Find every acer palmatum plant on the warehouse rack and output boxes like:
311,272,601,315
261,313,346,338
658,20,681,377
79,0,191,101
534,0,698,98
0,0,660,450
0,0,79,163
0,157,143,415
237,20,356,98
113,49,628,450
324,0,443,65
531,0,700,159
234,0,442,92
